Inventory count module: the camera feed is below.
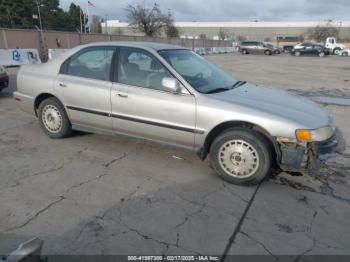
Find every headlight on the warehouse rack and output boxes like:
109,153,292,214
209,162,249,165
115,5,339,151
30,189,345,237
296,126,335,142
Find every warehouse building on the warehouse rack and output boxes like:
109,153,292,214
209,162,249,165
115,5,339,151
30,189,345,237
101,20,350,41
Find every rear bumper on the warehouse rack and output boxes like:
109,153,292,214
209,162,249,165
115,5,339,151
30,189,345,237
13,91,36,115
0,75,9,88
277,128,343,173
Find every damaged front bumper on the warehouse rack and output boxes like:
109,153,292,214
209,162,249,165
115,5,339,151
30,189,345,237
277,128,342,173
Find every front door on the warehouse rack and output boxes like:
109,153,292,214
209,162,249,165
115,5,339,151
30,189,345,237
56,46,115,131
111,47,196,148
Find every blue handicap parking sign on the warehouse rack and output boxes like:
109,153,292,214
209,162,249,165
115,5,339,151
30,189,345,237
12,50,21,61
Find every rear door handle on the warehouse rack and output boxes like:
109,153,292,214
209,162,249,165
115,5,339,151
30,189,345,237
117,93,128,98
59,83,67,88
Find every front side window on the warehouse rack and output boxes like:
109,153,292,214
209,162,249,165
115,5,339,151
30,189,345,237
159,49,237,94
65,47,114,81
118,47,171,91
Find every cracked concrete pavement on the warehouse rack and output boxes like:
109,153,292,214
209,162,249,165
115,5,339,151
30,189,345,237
0,54,350,260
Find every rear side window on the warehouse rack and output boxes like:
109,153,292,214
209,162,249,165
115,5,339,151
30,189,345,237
63,47,115,81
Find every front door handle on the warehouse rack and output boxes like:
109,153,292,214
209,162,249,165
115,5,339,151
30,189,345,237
59,83,67,88
117,93,128,98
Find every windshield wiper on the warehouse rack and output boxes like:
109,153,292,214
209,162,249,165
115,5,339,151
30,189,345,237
205,81,247,94
205,87,232,94
231,81,247,88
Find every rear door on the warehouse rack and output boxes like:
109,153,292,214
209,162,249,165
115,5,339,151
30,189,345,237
111,47,196,148
56,46,115,131
251,42,262,54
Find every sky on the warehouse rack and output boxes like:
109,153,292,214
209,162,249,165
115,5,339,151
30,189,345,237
60,0,350,22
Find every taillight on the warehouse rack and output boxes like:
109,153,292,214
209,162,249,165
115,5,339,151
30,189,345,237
15,97,21,101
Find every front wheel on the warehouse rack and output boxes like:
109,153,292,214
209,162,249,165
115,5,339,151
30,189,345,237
38,97,72,138
319,52,325,57
333,48,341,55
342,51,348,57
210,128,272,185
265,50,272,55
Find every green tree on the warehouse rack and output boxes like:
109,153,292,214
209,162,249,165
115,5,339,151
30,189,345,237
0,0,36,28
67,3,82,31
0,0,84,31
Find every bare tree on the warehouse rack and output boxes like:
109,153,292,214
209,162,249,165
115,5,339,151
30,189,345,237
198,33,207,39
308,23,339,42
264,37,272,42
91,15,102,34
166,25,179,37
125,3,174,37
218,28,228,40
237,35,247,41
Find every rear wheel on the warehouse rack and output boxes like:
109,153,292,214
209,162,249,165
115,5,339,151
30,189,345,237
264,50,272,56
38,97,72,138
319,52,325,57
210,128,272,185
242,49,248,54
295,51,301,57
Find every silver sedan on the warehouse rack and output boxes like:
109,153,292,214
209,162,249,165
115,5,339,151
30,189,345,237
14,42,340,185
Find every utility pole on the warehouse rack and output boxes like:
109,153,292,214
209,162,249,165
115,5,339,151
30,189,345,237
105,14,108,34
35,0,43,31
35,0,47,62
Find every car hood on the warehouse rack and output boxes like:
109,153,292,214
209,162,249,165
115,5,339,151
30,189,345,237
209,83,330,129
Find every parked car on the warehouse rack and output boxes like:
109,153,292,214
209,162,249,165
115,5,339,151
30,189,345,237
282,45,294,53
14,42,340,185
239,41,274,55
0,65,9,92
291,44,330,57
265,44,282,54
293,42,313,50
339,49,350,57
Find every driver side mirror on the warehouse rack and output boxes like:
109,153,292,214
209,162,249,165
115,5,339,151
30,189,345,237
161,77,182,94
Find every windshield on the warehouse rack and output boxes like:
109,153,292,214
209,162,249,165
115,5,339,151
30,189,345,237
158,49,237,93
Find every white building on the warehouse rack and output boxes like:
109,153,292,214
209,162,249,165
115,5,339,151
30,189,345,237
101,20,350,41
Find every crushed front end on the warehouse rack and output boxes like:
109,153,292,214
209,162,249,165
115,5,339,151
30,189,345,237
276,128,342,173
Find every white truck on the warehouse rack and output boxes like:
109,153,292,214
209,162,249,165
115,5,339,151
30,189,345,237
325,37,345,54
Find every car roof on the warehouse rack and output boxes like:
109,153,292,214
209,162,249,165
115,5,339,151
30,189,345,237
81,41,188,51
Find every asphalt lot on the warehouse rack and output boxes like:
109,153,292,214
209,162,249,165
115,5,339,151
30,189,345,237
0,53,350,260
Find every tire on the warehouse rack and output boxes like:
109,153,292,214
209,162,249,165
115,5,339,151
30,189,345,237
319,52,325,57
242,49,248,55
333,48,341,55
38,97,72,138
342,51,348,57
295,51,301,57
209,128,272,186
265,50,272,56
